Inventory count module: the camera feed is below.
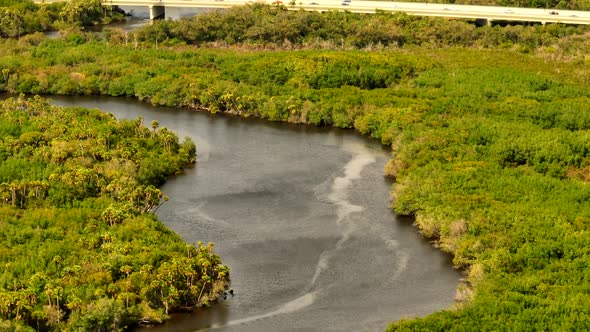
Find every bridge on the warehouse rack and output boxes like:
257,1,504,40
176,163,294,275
38,0,590,24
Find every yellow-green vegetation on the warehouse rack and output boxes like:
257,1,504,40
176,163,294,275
400,0,589,10
0,0,125,38
0,97,229,331
131,5,588,51
2,5,590,331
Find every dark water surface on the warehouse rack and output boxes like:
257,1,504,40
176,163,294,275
47,95,460,331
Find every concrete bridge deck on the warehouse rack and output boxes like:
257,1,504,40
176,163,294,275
36,0,590,24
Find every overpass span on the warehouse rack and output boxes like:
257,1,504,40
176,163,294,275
37,0,590,24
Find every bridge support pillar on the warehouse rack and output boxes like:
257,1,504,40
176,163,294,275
149,5,165,21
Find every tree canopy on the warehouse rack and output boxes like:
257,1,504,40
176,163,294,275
0,96,228,331
0,0,125,38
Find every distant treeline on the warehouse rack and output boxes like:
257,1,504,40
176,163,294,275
0,96,229,330
0,0,125,38
402,0,589,10
129,4,588,56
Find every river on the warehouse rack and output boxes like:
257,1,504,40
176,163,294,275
46,95,460,331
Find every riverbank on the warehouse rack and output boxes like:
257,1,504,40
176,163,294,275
0,96,229,330
0,0,127,38
47,94,460,331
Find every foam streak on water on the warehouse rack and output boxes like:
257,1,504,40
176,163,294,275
204,143,375,330
310,142,376,285
189,202,230,227
199,292,317,330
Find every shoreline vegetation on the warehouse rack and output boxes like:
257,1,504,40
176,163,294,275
2,1,590,331
0,96,230,331
0,0,126,38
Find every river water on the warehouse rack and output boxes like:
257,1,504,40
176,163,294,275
47,95,460,331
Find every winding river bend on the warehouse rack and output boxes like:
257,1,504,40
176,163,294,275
49,95,460,331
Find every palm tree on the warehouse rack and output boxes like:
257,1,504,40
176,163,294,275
151,120,159,138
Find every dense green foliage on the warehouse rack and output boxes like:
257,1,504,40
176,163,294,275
0,96,228,330
403,0,590,10
2,4,590,331
383,66,590,330
0,0,125,38
131,5,588,50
